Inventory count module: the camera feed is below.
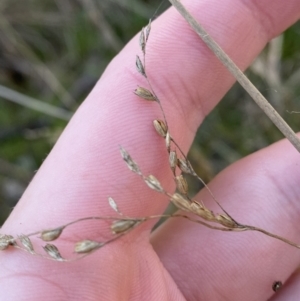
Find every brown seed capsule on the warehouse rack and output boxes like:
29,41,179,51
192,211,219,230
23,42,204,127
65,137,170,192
216,214,236,228
165,132,171,152
190,201,213,220
153,119,167,137
199,207,216,221
134,86,155,101
170,193,191,212
145,175,164,192
272,281,282,292
136,55,146,77
145,19,151,42
18,234,34,253
177,158,193,174
119,146,141,174
175,175,188,195
139,29,146,53
74,240,103,254
111,220,138,234
43,244,63,261
40,228,63,242
108,197,122,215
0,234,15,250
190,201,204,213
169,151,177,172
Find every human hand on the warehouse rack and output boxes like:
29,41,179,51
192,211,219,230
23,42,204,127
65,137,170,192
1,0,300,300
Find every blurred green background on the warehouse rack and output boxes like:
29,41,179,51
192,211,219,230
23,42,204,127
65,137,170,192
0,0,299,225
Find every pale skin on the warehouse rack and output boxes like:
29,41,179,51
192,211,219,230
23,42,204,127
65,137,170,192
1,0,300,300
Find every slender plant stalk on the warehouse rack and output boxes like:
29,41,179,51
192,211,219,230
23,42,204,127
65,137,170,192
169,0,300,153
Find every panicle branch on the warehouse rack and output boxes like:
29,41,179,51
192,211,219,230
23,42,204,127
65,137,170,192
1,16,300,263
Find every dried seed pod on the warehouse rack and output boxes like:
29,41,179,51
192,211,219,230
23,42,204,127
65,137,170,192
74,240,103,254
177,158,193,174
40,228,63,242
119,146,141,174
170,193,191,212
216,214,236,228
136,55,146,77
153,119,167,137
165,132,171,152
175,175,188,195
111,219,138,234
139,28,146,53
272,281,282,292
190,201,204,213
145,19,151,42
108,197,122,215
169,151,177,172
145,175,164,192
0,234,15,250
191,202,215,221
198,207,215,221
43,244,63,261
134,86,156,101
18,234,34,253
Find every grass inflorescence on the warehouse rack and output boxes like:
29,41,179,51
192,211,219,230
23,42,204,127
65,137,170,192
1,9,300,262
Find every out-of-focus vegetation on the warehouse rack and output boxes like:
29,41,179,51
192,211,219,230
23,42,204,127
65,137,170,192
0,0,299,225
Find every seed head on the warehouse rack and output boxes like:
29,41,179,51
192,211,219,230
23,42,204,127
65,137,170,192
216,214,237,228
145,19,151,42
74,240,103,254
144,175,164,192
169,151,177,172
43,244,63,261
175,175,188,195
40,228,63,242
111,219,138,234
134,86,156,101
108,197,122,215
165,132,171,152
136,55,146,77
139,29,146,53
197,207,215,221
0,234,15,250
18,234,34,253
177,158,193,174
120,146,141,174
153,119,167,137
170,193,191,212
